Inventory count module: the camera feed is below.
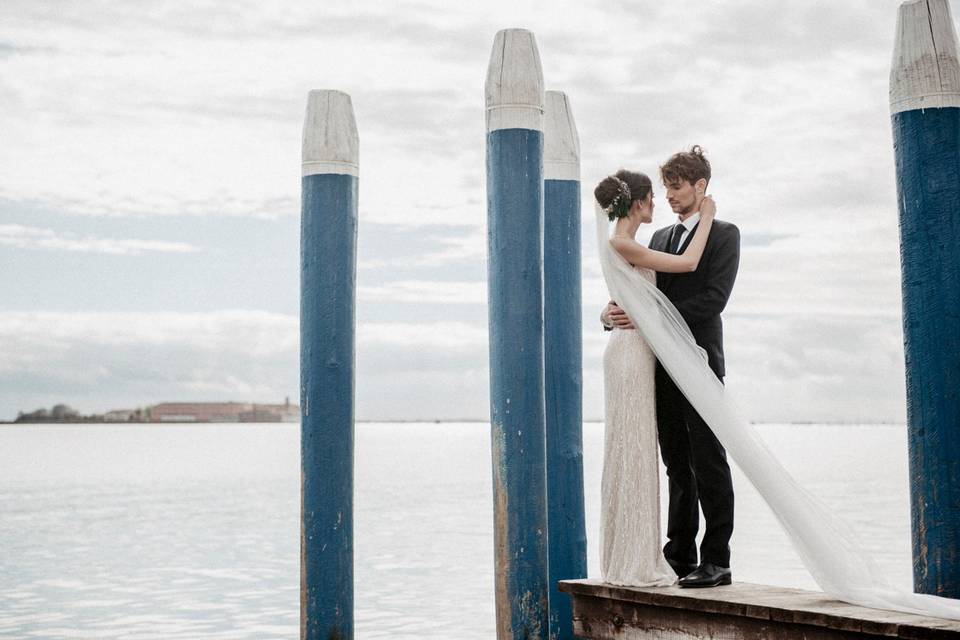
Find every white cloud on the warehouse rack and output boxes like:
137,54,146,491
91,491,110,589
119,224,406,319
360,321,486,351
0,301,909,423
0,0,902,226
581,309,907,424
411,228,486,267
359,280,486,304
0,223,201,254
0,310,492,420
0,311,298,416
0,0,921,422
722,311,907,423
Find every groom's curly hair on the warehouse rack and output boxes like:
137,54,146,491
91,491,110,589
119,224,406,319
660,145,711,187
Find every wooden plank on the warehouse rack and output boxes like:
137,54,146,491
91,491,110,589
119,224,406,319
559,580,960,638
571,593,865,640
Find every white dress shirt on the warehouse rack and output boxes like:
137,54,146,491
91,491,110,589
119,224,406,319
676,211,701,249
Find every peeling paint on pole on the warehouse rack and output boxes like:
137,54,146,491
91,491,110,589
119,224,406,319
300,89,358,639
486,28,550,639
890,0,960,598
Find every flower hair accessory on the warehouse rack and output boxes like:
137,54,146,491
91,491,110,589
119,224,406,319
603,176,632,221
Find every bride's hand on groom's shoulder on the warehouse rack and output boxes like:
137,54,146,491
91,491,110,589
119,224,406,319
700,195,717,219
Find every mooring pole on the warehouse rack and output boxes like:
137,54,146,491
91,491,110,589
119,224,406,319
300,89,359,639
543,90,586,640
890,0,960,598
485,28,550,640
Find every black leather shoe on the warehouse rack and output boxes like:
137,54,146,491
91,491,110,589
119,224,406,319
667,559,699,579
677,562,732,588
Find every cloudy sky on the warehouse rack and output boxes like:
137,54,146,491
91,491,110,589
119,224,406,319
1,0,917,422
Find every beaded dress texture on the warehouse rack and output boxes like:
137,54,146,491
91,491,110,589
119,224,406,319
600,265,676,587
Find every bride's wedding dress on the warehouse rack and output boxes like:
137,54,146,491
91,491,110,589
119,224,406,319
600,265,675,586
595,206,960,619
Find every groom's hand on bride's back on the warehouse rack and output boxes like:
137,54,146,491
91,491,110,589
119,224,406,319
602,301,635,330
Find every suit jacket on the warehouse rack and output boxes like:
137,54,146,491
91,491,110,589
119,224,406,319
648,219,740,378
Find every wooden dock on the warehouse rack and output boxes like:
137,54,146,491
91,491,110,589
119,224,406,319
558,579,960,639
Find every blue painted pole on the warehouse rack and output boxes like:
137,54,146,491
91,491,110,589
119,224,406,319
485,29,550,640
890,0,960,599
543,90,586,640
300,89,358,639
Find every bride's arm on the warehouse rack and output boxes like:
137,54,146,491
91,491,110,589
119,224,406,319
610,197,716,273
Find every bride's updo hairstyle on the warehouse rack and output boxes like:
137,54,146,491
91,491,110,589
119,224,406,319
594,170,652,222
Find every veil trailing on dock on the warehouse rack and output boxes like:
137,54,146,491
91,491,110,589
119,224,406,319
595,206,960,619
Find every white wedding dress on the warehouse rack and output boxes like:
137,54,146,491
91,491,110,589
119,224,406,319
596,206,960,619
600,264,676,587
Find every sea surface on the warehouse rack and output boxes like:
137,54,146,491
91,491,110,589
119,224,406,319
0,422,912,639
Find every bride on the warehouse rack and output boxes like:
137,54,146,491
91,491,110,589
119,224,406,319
594,169,717,586
594,171,960,619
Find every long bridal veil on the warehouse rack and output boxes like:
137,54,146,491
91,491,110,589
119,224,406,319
595,206,960,619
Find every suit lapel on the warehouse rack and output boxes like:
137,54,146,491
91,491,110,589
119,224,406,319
651,227,672,290
650,227,668,252
656,221,700,291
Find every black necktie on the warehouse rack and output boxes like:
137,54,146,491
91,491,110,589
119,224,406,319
669,223,686,254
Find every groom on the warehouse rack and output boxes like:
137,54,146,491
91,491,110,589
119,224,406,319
601,145,740,588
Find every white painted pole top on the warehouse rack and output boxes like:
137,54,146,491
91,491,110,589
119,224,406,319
302,90,359,177
485,29,545,133
544,91,580,181
890,0,960,114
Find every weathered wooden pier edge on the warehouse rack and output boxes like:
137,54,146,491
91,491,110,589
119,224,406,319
559,579,960,639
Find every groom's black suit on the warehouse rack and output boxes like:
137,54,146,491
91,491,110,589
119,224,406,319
649,218,739,569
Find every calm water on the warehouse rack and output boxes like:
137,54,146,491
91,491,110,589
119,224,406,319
0,422,913,639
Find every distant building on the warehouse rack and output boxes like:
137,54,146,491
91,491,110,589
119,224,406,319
103,409,137,422
147,399,299,423
239,397,300,423
12,400,300,424
149,402,252,423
